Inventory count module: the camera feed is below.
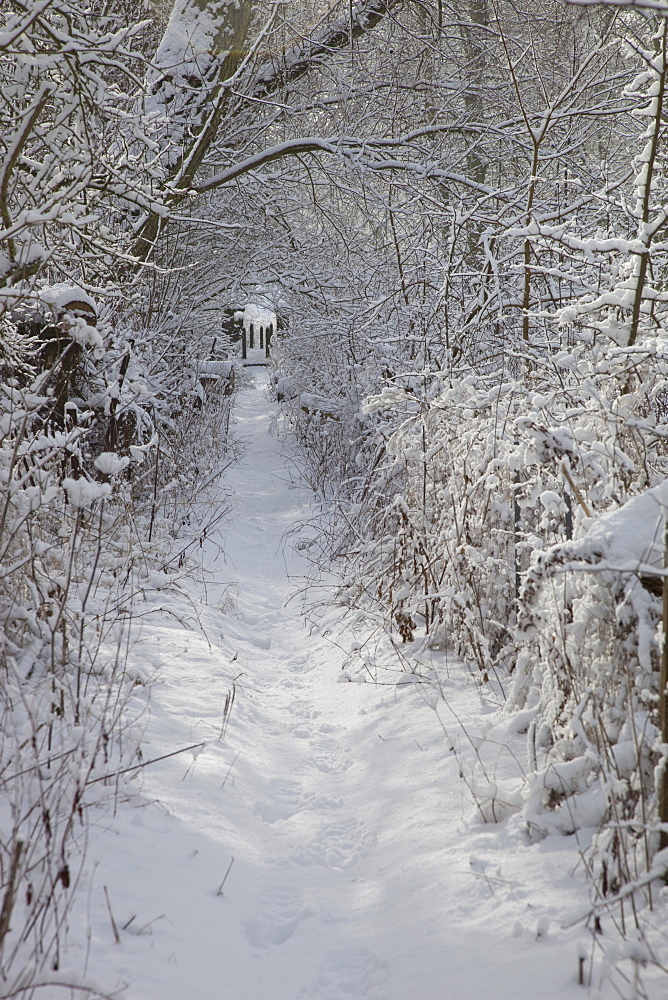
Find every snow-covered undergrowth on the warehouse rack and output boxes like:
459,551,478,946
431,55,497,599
0,299,241,996
61,370,667,1000
274,327,668,984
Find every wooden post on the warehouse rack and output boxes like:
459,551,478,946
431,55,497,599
104,348,131,452
259,326,264,349
241,328,247,360
249,323,254,349
266,323,273,358
660,520,668,848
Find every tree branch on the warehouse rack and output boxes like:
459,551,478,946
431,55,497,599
132,0,404,262
251,0,404,101
194,135,502,197
569,0,668,10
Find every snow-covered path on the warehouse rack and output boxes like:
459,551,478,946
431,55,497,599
73,372,630,1000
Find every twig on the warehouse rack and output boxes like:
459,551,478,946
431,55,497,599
220,684,236,739
221,749,241,788
88,742,206,785
0,839,23,949
217,857,234,897
136,913,166,935
103,886,120,945
560,461,591,518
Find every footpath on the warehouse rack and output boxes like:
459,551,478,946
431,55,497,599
70,370,630,1000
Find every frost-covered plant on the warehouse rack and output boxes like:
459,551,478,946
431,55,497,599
281,318,668,878
513,511,660,886
0,278,241,993
0,2,164,299
0,375,147,992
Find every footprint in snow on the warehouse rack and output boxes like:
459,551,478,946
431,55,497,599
287,655,309,673
243,882,312,947
310,747,353,774
289,698,321,721
295,816,374,871
249,634,272,650
253,776,303,823
303,947,390,1000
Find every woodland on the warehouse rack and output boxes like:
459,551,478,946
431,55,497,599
3,0,668,994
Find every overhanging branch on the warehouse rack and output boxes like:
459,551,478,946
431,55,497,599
132,0,404,262
194,135,502,197
194,138,344,192
252,0,404,100
568,0,668,10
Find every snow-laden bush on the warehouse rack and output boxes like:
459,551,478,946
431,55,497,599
278,326,668,901
514,483,664,903
0,285,241,992
0,376,142,990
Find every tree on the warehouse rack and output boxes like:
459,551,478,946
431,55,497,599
0,1,163,306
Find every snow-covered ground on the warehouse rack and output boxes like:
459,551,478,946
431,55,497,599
65,371,664,999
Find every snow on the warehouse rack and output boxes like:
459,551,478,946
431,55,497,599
150,0,224,89
552,478,668,576
66,373,665,999
94,452,131,476
583,480,668,570
65,316,104,352
198,359,235,377
62,476,111,508
244,302,276,333
39,283,97,313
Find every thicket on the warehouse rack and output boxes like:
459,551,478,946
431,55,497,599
0,289,238,995
6,0,668,992
0,3,242,989
270,3,668,983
